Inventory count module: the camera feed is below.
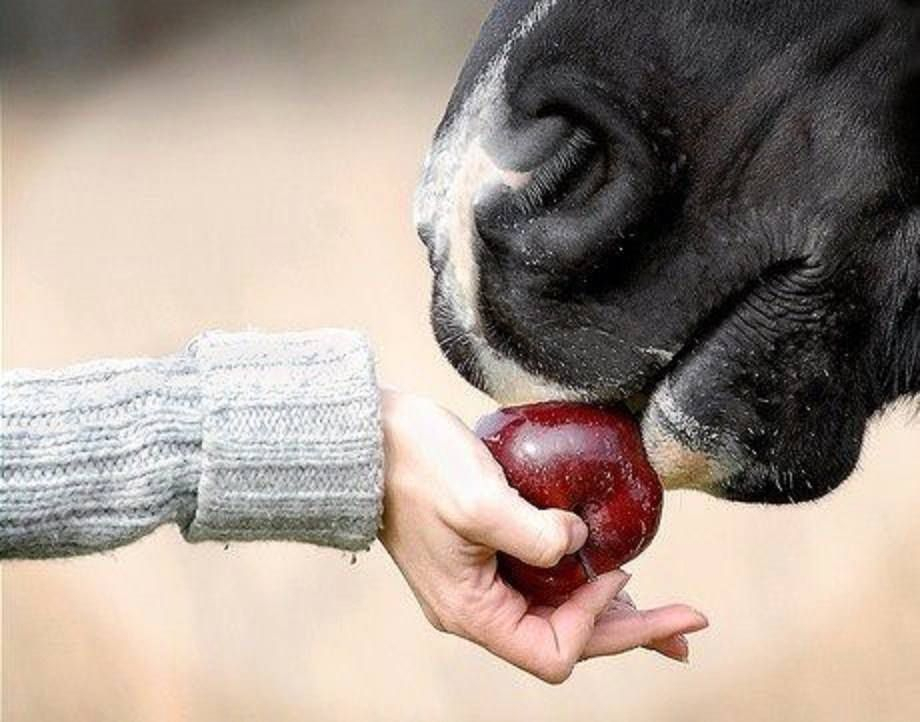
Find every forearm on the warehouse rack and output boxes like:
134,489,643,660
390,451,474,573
0,330,383,560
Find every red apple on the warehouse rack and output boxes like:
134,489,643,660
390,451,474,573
475,402,663,607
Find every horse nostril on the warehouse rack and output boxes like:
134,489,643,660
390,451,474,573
487,117,604,215
487,115,573,172
515,126,603,213
474,122,606,254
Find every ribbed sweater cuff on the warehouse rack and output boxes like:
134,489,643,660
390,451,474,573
182,331,384,551
1,354,201,559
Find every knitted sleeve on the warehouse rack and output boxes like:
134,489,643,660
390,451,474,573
0,330,384,560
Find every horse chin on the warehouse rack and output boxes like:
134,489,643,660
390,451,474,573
640,381,741,495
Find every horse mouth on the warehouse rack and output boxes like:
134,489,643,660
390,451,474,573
430,283,664,417
430,254,815,445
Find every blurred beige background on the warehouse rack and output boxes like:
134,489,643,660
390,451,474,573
3,2,920,720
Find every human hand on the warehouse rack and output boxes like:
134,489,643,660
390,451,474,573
378,389,708,684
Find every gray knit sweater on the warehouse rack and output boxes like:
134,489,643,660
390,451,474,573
0,330,384,560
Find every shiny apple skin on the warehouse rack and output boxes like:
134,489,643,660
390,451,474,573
475,402,663,607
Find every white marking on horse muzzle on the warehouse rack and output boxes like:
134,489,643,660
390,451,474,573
642,380,742,492
475,342,583,404
444,141,530,318
415,0,564,399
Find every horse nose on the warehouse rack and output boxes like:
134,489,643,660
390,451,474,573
415,116,572,267
417,220,435,251
485,115,574,175
474,117,603,257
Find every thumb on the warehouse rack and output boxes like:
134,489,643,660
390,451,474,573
473,491,589,568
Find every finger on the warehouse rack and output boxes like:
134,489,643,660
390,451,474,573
481,571,630,684
523,572,629,682
583,604,708,661
469,490,588,568
600,592,637,616
646,634,689,663
549,571,633,662
605,592,692,662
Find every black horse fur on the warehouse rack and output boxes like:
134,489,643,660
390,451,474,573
415,0,919,504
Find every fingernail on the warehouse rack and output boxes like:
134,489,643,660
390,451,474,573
691,609,710,629
566,519,589,555
604,570,631,590
676,635,690,664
